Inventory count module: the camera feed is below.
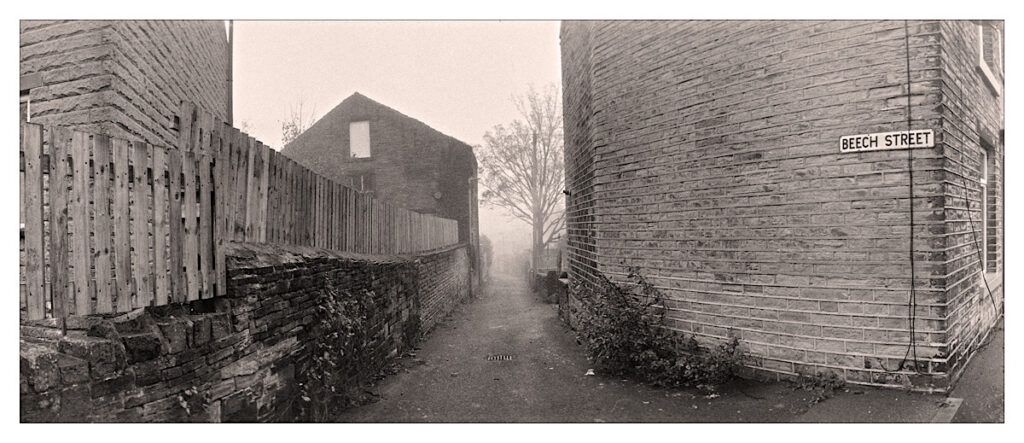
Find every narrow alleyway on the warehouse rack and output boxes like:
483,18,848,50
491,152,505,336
334,274,947,423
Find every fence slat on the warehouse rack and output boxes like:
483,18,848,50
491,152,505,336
131,141,154,308
111,138,133,312
214,123,229,296
49,127,72,321
266,150,276,243
70,131,93,316
168,149,185,303
317,175,324,248
258,144,270,243
199,152,214,299
23,123,46,320
183,151,200,302
244,137,258,242
152,147,170,305
232,130,248,241
198,111,214,298
92,134,114,314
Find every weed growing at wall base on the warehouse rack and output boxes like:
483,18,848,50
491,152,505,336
295,280,377,421
573,269,743,391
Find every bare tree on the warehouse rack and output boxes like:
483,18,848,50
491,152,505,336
479,83,564,271
280,101,318,147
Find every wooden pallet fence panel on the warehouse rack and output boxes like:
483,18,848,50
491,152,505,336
357,192,366,253
307,168,314,247
258,143,270,243
265,150,276,243
167,149,185,303
281,157,292,245
311,173,319,248
152,147,170,305
244,137,258,242
91,134,114,314
111,138,133,312
345,187,354,252
49,127,73,321
69,131,92,316
320,175,328,249
334,182,342,250
322,177,329,249
197,112,214,298
305,168,312,246
233,131,248,241
22,123,46,320
182,151,200,302
317,174,325,249
290,158,299,245
131,141,154,308
271,155,281,244
214,123,229,296
328,181,335,250
325,177,332,249
291,159,299,246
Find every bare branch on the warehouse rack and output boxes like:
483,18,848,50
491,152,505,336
479,83,565,266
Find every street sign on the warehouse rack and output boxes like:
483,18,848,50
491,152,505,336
840,129,934,153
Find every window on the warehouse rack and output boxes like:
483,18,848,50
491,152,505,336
350,121,371,158
20,73,41,122
977,21,1003,96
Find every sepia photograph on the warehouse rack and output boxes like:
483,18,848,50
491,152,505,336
14,4,1007,427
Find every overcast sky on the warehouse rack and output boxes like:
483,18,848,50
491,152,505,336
233,20,562,257
233,20,561,149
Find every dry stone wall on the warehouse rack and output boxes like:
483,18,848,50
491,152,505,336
20,242,472,422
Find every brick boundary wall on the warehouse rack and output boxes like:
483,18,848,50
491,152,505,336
20,242,472,422
20,20,229,147
559,20,1003,392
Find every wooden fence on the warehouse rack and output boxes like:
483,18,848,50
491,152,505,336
19,103,459,321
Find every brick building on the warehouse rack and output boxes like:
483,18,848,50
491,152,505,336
282,93,481,283
560,20,1003,391
20,20,232,145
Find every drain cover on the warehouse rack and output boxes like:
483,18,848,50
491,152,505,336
486,354,514,361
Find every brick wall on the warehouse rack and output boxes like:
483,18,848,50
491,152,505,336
560,20,1003,391
20,20,230,147
418,245,472,332
935,20,1004,386
20,242,472,422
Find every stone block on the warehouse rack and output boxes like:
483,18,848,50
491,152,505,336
91,370,136,399
56,353,90,385
21,344,60,393
192,316,212,347
210,313,231,341
122,332,163,364
158,320,189,354
221,390,258,423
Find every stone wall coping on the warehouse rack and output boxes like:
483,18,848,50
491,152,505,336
223,241,468,270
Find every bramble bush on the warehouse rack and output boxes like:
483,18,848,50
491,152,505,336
573,269,743,391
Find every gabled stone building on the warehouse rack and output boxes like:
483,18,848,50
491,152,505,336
560,20,1003,391
282,93,480,284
